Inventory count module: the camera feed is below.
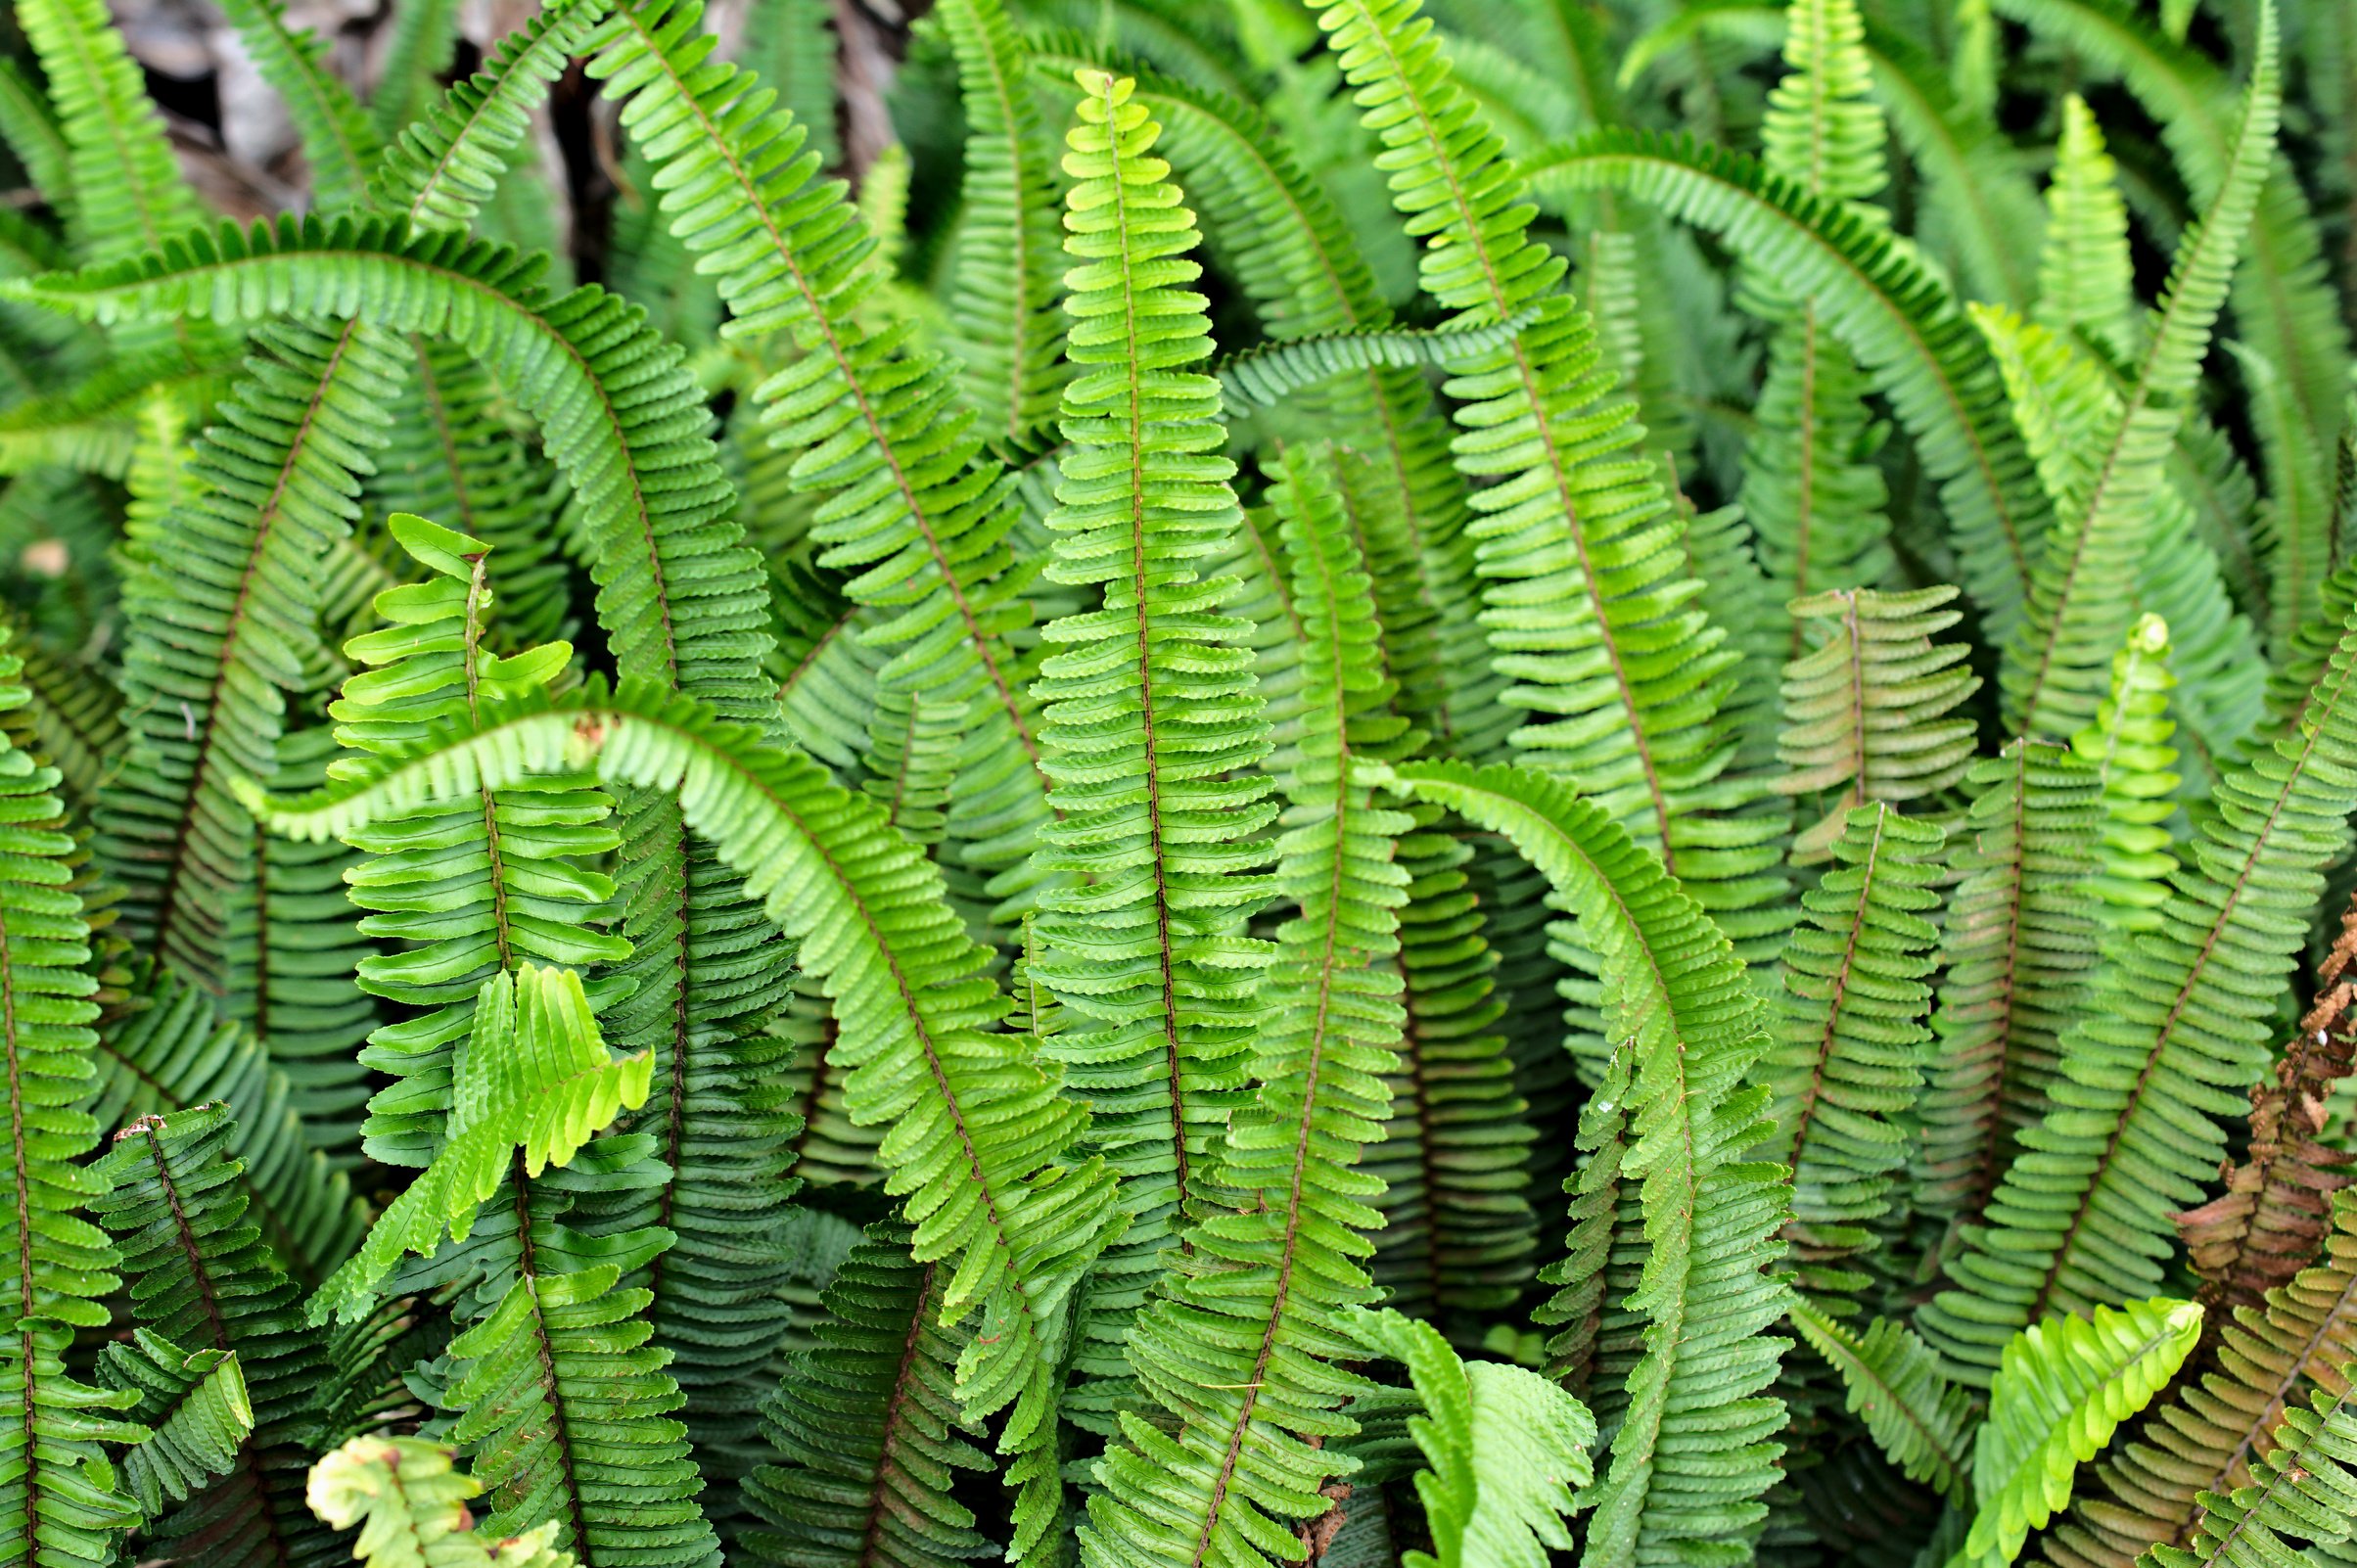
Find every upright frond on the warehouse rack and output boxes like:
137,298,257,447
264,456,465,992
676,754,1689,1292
2034,97,2138,356
212,0,381,209
2066,615,2183,942
16,0,205,264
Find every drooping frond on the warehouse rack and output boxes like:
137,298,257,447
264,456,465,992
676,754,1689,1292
1774,585,1979,860
97,1329,254,1516
2034,97,2139,356
306,1438,578,1568
2174,893,2357,1311
936,0,1067,445
1349,1308,1595,1568
1317,0,1782,948
1394,761,1789,1568
1026,71,1278,1412
1080,431,1408,1566
1519,129,2054,645
2036,1190,2357,1568
1766,802,1944,1301
91,315,400,992
92,1103,341,1568
1915,741,2103,1224
210,0,381,210
740,1222,992,1568
1919,612,2357,1382
0,618,134,1568
242,683,1127,1490
309,966,654,1323
2066,614,2182,942
1953,1298,2202,1568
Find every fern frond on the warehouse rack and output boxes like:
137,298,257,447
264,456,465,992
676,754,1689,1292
730,0,836,166
98,1330,254,1516
15,0,206,265
1915,741,2103,1224
306,1437,578,1568
2034,97,2139,356
367,0,460,145
1520,128,2054,646
1394,761,1789,1568
2154,1377,2357,1568
0,619,121,808
1349,1308,1595,1568
2067,614,2183,942
1768,802,1945,1300
1788,1302,1974,1501
937,0,1067,445
1919,612,2357,1382
1774,585,1979,860
1953,1298,2202,1568
741,1221,992,1568
1026,72,1279,1410
309,966,654,1323
1214,315,1540,413
92,1103,342,1568
212,0,381,210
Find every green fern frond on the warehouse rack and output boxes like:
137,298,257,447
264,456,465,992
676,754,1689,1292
937,0,1067,445
2034,97,2139,356
1775,585,1980,861
741,1221,992,1568
2067,614,2182,941
1767,802,1945,1300
1950,1298,2202,1568
1026,72,1278,1409
97,1329,254,1516
366,0,461,145
2153,1376,2357,1568
92,1103,342,1568
308,966,653,1323
211,0,381,210
731,0,836,166
1788,1302,1974,1501
1394,761,1789,1568
1520,127,2054,647
1214,315,1541,413
1915,740,2103,1224
306,1437,578,1568
0,61,73,227
16,0,206,265
1919,611,2357,1382
0,619,122,808
1350,1308,1595,1568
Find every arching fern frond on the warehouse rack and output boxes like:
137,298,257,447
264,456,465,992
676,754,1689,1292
1394,761,1789,1568
1214,314,1540,414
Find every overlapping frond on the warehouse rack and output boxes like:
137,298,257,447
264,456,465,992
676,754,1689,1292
306,1438,578,1568
1788,1302,1974,1501
92,1103,341,1568
2067,615,2183,942
1915,741,2103,1224
2034,97,2138,356
98,1330,254,1516
1774,585,1978,860
15,0,206,264
1767,802,1944,1300
211,0,380,210
1394,761,1788,1568
1919,612,2357,1382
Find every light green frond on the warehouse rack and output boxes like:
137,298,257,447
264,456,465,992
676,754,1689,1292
2068,614,2182,942
1215,315,1540,413
1775,585,1980,861
1393,761,1790,1568
2034,97,2139,356
16,0,206,264
1761,0,1886,209
1743,311,1896,638
1767,802,1945,1300
1949,1299,2202,1568
307,1437,578,1568
1350,1308,1596,1568
1789,1302,1975,1501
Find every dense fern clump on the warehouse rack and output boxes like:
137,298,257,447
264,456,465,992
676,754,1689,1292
3,1,2357,1565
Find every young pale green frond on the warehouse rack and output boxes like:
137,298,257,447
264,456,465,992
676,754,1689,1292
1952,1298,2202,1568
1921,611,2357,1382
92,1103,342,1568
371,0,614,233
1788,1303,1975,1501
1993,15,2278,740
98,1330,254,1516
2067,615,2182,942
1520,128,2053,647
1080,435,1408,1568
307,1437,578,1568
1318,0,1779,949
1759,0,1885,209
741,1222,991,1568
2034,97,2139,356
1350,1309,1595,1568
1028,73,1279,1414
1394,761,1788,1568
308,966,653,1324
211,0,380,209
93,317,401,995
242,683,1126,1472
1915,741,2103,1224
1768,802,1944,1300
936,0,1066,444
1775,585,1979,860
